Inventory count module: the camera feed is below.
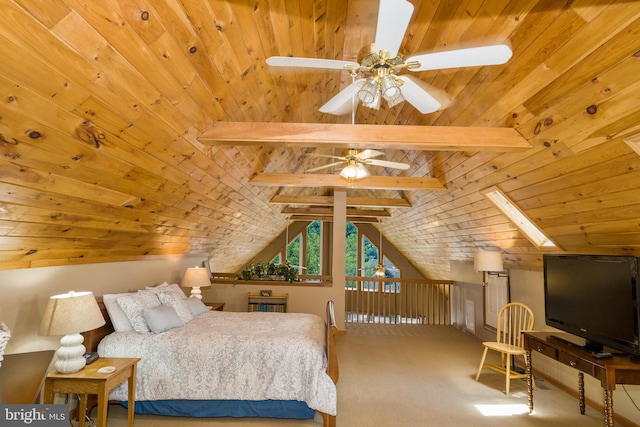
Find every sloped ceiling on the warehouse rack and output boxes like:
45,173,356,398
1,0,639,278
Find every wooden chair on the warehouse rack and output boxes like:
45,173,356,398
475,302,535,395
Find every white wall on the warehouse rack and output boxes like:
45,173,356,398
450,261,640,425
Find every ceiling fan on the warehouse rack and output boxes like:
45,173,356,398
306,149,409,179
266,0,512,115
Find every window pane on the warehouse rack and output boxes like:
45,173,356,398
306,221,321,275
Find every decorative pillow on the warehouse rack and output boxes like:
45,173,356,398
102,293,134,332
158,291,193,324
143,305,182,334
146,282,186,299
185,297,210,317
116,290,161,333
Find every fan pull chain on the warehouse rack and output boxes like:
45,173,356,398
350,71,357,126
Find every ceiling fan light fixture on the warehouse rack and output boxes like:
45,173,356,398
357,78,379,104
340,161,370,179
385,89,405,108
381,75,400,98
375,264,386,277
363,86,382,110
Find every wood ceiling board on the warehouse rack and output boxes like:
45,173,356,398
199,122,531,152
250,174,446,191
270,195,413,208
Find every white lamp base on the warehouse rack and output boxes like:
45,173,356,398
55,333,87,374
190,287,203,300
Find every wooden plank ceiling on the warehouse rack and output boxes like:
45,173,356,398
1,0,640,278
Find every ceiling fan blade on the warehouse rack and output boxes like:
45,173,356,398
266,56,359,70
406,44,512,72
319,79,365,115
396,75,442,114
307,153,346,161
357,149,384,160
306,162,344,173
365,159,410,170
374,0,414,58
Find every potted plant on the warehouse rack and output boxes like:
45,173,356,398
237,261,299,283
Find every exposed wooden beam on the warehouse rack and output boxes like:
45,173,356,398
251,174,446,191
199,122,531,152
289,215,378,223
282,206,391,217
270,195,413,208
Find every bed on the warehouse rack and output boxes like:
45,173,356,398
83,286,338,427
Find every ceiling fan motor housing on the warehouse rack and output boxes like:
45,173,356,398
357,44,406,76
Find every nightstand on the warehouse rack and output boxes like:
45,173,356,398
205,302,225,311
43,357,139,427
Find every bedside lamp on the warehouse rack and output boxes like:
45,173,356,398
38,291,105,374
474,249,504,286
181,266,211,300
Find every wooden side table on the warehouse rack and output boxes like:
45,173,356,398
205,302,225,311
0,350,54,404
43,357,139,427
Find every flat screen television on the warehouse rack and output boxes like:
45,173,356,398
543,254,640,357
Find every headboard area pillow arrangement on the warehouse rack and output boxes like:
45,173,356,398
102,282,209,334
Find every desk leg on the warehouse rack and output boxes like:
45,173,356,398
578,372,585,415
525,350,533,413
127,366,136,427
43,380,54,405
604,389,614,427
78,394,87,427
96,387,107,427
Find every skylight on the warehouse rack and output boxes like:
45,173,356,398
482,187,556,249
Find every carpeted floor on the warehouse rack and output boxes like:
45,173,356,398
104,323,629,426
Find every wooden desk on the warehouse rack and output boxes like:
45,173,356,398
0,350,54,404
43,357,139,427
524,331,640,427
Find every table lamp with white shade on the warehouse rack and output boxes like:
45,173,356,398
38,290,105,374
181,266,211,299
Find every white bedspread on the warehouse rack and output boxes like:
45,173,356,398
98,310,337,415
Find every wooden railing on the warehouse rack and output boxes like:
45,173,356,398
345,277,454,325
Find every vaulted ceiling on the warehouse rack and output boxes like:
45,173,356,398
1,0,640,278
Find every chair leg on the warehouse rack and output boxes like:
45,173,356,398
476,347,489,382
505,352,511,395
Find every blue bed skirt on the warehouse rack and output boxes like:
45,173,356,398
120,399,316,419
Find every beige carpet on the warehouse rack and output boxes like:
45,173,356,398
104,324,625,426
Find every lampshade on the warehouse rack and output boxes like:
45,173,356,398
181,266,211,299
38,291,105,374
474,250,504,272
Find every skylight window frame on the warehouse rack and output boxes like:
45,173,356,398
481,187,557,250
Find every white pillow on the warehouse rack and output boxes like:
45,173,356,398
102,293,134,332
116,290,161,333
147,282,186,299
143,305,182,334
185,297,210,317
158,292,193,324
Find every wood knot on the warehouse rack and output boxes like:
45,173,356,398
586,104,598,114
141,11,149,20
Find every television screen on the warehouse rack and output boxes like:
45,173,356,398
543,254,640,356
